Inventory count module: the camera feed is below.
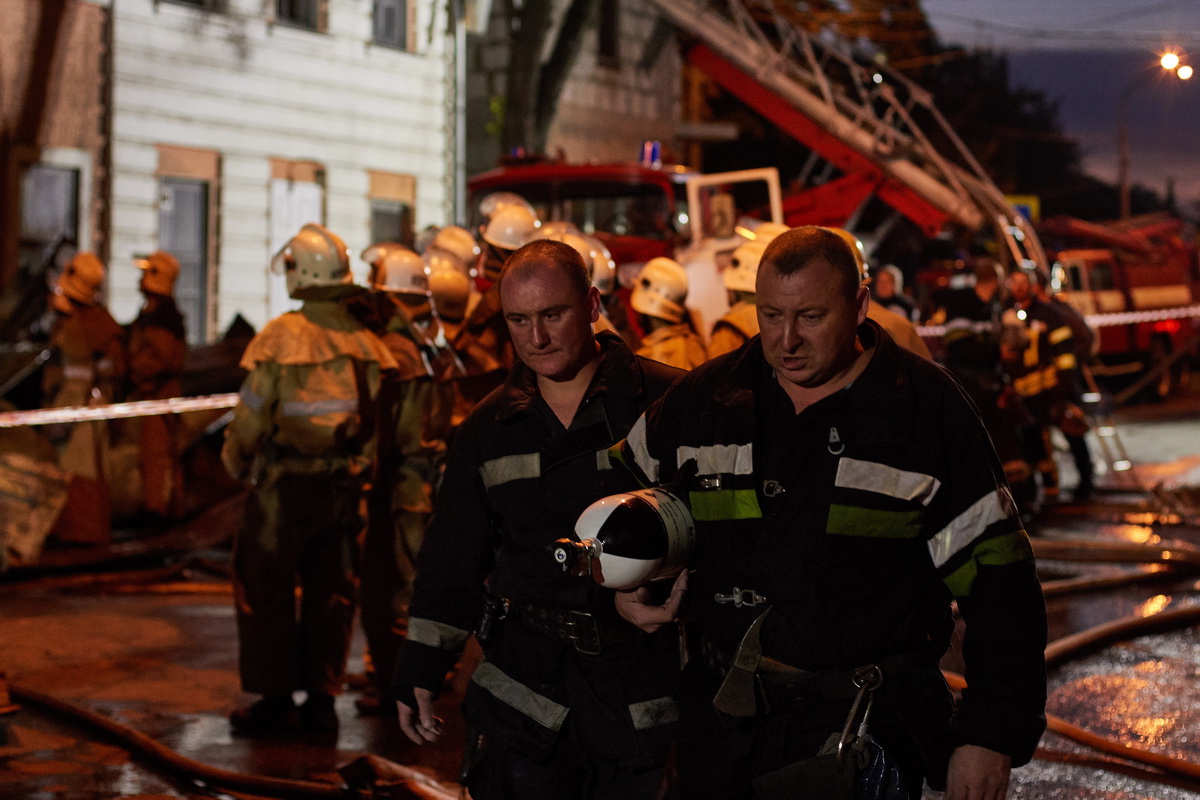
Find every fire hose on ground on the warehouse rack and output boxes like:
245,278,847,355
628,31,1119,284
6,679,460,800
945,605,1200,790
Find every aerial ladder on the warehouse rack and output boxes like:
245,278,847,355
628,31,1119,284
647,0,1048,272
646,0,1147,488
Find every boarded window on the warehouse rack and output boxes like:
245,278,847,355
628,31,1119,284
276,0,319,30
159,179,209,344
374,0,408,49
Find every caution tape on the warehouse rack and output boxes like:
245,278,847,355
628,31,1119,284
0,393,239,428
918,303,1200,339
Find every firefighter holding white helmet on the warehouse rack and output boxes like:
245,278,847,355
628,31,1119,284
631,257,707,370
43,252,127,545
355,245,457,715
126,250,187,524
222,223,397,736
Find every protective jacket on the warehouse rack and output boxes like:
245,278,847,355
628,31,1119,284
222,300,396,477
636,323,708,371
395,332,684,765
707,300,758,359
616,322,1047,786
222,299,396,698
1005,298,1074,420
127,294,187,517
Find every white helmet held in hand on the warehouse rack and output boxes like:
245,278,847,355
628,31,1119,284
751,222,790,242
631,257,689,324
272,223,354,300
725,240,766,295
374,247,431,296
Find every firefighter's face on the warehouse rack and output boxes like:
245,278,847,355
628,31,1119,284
501,262,600,382
757,258,869,390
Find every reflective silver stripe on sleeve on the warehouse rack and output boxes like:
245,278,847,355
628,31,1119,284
62,365,94,381
927,487,1016,568
239,385,266,412
281,397,358,417
835,458,941,506
596,449,612,471
471,659,569,731
626,415,659,482
629,696,679,730
479,452,540,489
407,617,472,651
676,443,754,475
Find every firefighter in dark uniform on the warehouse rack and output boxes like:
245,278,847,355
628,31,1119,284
393,240,684,800
222,224,396,735
1004,268,1077,507
127,251,187,522
937,259,1035,511
357,246,455,715
615,227,1047,800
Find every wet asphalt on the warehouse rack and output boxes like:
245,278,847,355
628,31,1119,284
2,390,1200,799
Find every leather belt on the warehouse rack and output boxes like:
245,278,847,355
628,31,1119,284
508,601,617,655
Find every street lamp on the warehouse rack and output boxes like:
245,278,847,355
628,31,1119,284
1118,50,1192,219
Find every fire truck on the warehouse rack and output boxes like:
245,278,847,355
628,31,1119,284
1042,214,1200,399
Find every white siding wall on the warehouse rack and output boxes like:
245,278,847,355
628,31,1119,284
109,0,449,335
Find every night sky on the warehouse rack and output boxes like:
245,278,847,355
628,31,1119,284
922,0,1200,211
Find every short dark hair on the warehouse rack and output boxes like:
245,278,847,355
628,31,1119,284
498,239,591,298
760,226,859,299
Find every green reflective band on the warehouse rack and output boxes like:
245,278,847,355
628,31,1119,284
689,489,762,521
826,504,922,538
942,530,1033,597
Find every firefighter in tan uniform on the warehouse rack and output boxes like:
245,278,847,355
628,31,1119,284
222,224,397,736
44,253,127,545
126,251,187,523
708,239,766,358
453,204,539,402
357,247,456,714
631,257,708,370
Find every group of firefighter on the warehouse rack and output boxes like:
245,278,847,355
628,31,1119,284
41,250,187,545
37,190,1090,736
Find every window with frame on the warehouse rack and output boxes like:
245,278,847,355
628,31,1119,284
374,0,409,49
371,200,414,247
276,0,320,30
161,0,223,10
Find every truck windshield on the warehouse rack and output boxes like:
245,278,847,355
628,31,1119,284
471,182,679,241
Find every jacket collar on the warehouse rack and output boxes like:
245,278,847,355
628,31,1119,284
715,320,916,446
494,331,645,422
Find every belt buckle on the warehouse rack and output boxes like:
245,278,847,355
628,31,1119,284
566,610,602,655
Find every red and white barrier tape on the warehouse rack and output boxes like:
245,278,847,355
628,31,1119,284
918,304,1200,339
0,393,239,428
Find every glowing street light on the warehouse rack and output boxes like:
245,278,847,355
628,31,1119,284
1119,49,1192,219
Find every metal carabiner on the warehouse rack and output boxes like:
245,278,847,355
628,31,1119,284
836,664,883,768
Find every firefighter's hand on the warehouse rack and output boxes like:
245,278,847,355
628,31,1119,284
944,744,1011,800
614,570,687,633
397,688,443,745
